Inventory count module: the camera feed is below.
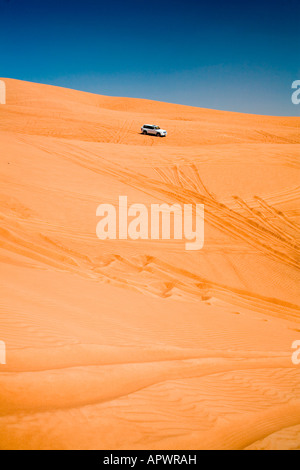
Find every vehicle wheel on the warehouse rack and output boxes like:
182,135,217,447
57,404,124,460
156,133,160,137
142,130,147,135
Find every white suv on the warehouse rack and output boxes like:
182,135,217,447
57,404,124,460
141,124,167,137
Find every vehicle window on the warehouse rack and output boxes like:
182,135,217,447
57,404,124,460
154,126,160,129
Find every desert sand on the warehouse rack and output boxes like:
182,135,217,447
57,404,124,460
0,78,299,450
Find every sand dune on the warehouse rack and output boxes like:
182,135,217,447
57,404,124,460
0,78,299,450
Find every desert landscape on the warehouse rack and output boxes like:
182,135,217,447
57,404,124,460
0,77,299,450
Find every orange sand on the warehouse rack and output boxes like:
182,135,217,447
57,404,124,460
0,78,299,450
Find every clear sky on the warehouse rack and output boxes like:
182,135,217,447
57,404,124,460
1,0,299,115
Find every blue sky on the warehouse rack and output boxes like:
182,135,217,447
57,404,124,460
1,0,299,115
